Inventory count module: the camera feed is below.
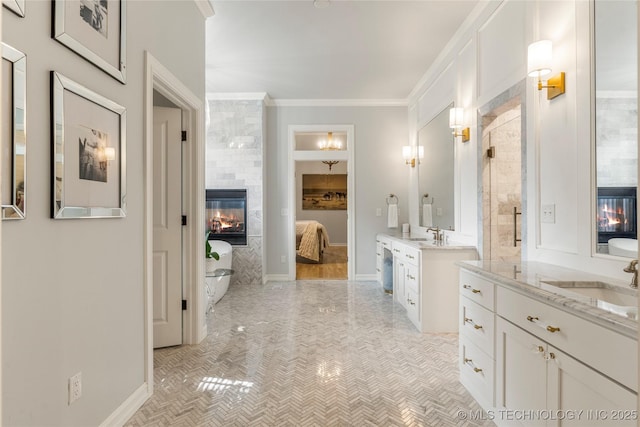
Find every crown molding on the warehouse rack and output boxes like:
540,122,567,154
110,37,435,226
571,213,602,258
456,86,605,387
267,98,408,107
194,0,215,19
206,92,270,102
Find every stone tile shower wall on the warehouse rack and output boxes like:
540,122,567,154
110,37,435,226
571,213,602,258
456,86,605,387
482,105,522,262
596,96,638,187
207,99,264,286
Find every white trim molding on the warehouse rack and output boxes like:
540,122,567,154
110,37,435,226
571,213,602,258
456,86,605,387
207,92,269,102
270,98,408,107
99,384,149,427
287,124,356,281
142,51,206,413
263,274,291,284
194,0,215,19
355,274,378,282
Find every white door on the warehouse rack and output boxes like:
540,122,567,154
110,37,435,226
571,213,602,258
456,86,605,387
153,106,183,348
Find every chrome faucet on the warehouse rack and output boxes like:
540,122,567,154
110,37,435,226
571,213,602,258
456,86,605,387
623,259,638,289
426,227,442,242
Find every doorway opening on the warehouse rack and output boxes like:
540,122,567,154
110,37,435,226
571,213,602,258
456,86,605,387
143,52,206,397
288,125,355,281
295,160,348,280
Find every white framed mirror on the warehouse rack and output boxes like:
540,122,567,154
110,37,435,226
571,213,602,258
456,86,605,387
2,43,26,220
593,0,638,258
418,102,455,231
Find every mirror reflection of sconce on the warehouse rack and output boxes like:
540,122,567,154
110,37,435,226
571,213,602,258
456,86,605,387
402,145,424,168
98,147,116,171
449,107,470,142
527,40,565,100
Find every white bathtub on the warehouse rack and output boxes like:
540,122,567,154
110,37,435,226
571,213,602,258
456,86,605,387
205,240,233,304
608,238,638,258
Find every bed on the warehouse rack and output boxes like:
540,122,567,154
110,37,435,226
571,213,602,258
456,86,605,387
296,220,330,262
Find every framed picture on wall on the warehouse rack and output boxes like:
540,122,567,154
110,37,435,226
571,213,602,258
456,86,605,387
3,0,25,17
302,174,347,210
51,71,126,219
2,43,26,220
53,0,127,83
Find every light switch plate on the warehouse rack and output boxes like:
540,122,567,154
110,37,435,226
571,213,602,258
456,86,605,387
541,204,555,223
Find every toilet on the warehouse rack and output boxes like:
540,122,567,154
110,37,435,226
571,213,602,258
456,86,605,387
205,240,233,304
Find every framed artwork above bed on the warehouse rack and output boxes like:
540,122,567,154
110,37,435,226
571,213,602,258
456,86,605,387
302,174,347,210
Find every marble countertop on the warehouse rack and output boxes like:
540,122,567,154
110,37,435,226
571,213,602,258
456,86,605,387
457,260,638,339
378,233,476,251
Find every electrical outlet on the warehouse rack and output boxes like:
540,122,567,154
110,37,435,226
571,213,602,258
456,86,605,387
69,372,82,405
436,207,443,216
375,208,382,217
280,255,286,263
541,204,556,223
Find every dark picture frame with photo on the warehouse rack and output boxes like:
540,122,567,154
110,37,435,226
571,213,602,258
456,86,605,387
53,0,126,83
51,71,126,219
302,174,347,211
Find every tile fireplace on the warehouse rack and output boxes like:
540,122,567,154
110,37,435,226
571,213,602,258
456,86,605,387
206,189,247,246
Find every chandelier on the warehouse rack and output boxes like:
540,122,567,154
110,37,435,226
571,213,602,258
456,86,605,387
318,132,342,150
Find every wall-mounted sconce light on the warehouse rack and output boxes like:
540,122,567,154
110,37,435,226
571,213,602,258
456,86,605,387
449,107,470,142
402,145,424,168
527,40,565,100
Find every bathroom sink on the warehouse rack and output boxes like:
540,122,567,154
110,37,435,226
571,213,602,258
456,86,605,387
541,280,638,308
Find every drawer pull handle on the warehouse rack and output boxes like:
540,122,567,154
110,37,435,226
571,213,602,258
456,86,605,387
464,317,483,330
407,274,416,280
406,298,416,306
407,254,415,259
527,315,561,334
463,284,481,294
464,358,483,373
393,249,400,253
376,268,381,272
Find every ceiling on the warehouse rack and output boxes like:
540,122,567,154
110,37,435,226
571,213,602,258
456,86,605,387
205,1,479,100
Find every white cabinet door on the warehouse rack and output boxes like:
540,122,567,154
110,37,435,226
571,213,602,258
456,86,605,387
496,317,548,426
394,258,406,308
547,346,637,427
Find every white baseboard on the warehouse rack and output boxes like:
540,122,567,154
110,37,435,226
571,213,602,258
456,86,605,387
354,274,378,281
263,274,291,283
100,383,150,427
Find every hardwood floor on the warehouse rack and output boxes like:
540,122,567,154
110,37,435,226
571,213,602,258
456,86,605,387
296,245,347,280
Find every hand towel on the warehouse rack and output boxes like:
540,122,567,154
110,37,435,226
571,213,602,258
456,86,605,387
422,203,433,227
387,204,398,228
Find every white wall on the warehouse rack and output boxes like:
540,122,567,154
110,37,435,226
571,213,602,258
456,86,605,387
295,161,348,245
1,2,205,425
266,105,409,277
408,0,632,280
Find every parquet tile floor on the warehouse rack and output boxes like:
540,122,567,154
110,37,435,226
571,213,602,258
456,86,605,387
125,280,493,427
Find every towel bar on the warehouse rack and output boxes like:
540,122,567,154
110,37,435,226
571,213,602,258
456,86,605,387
386,194,398,205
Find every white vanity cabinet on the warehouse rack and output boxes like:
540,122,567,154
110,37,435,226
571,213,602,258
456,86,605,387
458,265,638,427
375,235,392,284
459,270,496,410
378,235,477,333
495,286,637,426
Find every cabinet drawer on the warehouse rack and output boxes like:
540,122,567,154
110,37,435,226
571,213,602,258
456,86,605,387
459,336,494,409
405,264,419,295
460,296,494,358
497,286,638,392
459,270,495,311
402,246,421,265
